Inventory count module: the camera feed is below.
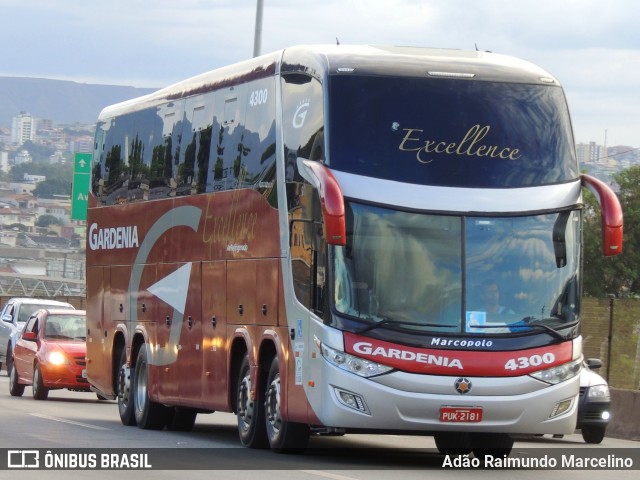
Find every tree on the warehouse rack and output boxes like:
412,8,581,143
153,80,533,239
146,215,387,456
582,165,640,297
36,214,63,228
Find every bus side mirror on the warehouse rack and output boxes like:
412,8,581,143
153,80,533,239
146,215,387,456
581,174,623,257
296,158,346,246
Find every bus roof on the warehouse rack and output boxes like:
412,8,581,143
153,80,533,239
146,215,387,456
97,44,559,120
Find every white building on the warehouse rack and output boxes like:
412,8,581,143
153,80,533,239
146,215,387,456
11,112,36,146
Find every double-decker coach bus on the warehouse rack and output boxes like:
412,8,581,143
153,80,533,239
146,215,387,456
86,45,622,456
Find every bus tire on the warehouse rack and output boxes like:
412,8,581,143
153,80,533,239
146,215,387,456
167,408,198,431
133,346,168,430
469,432,513,460
434,432,472,455
117,349,136,426
265,356,309,453
236,355,268,448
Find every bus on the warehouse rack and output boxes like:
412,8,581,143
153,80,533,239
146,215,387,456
86,45,623,457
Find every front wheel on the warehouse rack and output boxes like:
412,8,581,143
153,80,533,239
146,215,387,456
264,356,309,452
434,432,472,455
32,364,49,400
581,426,606,444
133,346,168,429
9,363,25,397
469,432,513,460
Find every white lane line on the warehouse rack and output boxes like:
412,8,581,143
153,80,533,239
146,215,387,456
30,413,110,431
299,471,361,480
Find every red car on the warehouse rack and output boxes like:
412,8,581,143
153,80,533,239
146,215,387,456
9,309,89,400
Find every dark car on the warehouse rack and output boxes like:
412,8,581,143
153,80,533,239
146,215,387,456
9,309,89,400
0,297,75,374
577,358,611,444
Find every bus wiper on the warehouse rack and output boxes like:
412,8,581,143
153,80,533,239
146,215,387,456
357,318,456,334
506,317,569,341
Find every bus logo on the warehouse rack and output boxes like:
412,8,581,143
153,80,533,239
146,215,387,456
454,377,472,394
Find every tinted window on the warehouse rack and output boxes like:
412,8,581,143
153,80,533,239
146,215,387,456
328,75,577,188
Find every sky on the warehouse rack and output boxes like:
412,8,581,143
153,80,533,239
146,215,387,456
1,0,639,147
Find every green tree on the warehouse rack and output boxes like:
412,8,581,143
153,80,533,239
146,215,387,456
36,214,63,228
33,178,72,198
583,165,640,297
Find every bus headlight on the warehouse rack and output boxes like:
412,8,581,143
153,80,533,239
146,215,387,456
530,357,582,384
319,343,393,378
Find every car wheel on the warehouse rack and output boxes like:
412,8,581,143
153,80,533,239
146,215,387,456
117,349,136,426
9,363,25,397
264,356,310,452
133,346,168,429
581,426,606,444
32,364,50,400
6,344,14,375
236,354,268,448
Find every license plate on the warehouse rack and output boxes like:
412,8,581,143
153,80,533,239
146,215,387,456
82,369,87,379
439,406,483,422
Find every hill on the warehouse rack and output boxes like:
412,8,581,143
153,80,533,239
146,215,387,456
0,76,157,127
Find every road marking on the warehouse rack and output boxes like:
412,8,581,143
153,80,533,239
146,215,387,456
299,471,360,480
30,413,110,431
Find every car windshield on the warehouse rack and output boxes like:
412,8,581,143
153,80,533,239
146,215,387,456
44,315,86,341
331,202,581,335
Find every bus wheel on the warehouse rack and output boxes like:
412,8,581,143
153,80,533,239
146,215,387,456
167,408,198,431
469,432,513,460
236,355,268,448
133,346,168,430
434,432,472,455
264,356,309,453
117,349,136,426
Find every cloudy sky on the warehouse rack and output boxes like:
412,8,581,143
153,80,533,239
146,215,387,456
1,0,638,146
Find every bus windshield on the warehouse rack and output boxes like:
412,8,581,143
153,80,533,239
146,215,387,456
331,202,581,335
328,75,577,188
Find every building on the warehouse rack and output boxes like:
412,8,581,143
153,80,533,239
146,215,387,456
11,112,36,146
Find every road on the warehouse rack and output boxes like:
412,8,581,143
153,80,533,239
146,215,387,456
0,374,637,479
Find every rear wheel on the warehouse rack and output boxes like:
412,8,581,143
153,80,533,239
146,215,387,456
9,363,25,397
6,343,14,375
133,346,168,429
32,364,49,400
264,356,309,452
581,426,606,444
167,408,198,431
117,349,136,426
236,354,268,448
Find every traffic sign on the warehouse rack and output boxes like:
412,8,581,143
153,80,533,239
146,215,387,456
71,153,91,220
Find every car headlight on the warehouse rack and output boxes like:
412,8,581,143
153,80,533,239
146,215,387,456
588,384,611,401
47,351,69,366
319,342,393,378
530,357,582,384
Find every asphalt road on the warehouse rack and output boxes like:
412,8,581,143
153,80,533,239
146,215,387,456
0,373,637,480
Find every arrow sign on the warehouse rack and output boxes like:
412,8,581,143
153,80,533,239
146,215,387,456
147,263,192,314
71,152,91,220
